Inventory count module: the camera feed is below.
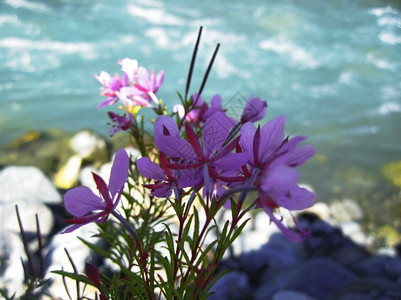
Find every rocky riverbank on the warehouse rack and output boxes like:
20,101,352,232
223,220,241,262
0,129,400,299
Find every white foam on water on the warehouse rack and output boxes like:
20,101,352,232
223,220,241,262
0,14,21,27
259,36,319,70
145,27,181,50
0,37,95,54
4,0,51,13
369,6,398,17
378,31,401,44
127,4,184,26
376,101,401,115
377,14,401,27
0,38,97,72
338,71,355,85
366,53,397,71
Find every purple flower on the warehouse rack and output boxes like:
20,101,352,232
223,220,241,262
239,116,316,241
240,96,267,123
62,148,130,233
107,111,133,136
257,165,315,242
137,155,175,198
153,114,248,196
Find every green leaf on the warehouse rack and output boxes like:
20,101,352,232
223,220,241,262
51,270,92,286
228,218,251,245
195,240,218,269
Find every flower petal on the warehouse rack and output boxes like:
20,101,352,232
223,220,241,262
241,96,267,123
239,122,256,158
202,112,234,157
137,157,166,181
213,152,249,171
154,115,179,138
260,165,298,192
154,135,197,160
287,144,316,167
152,185,172,198
277,185,315,210
258,115,285,163
109,148,129,197
263,206,305,242
64,187,105,217
120,58,138,82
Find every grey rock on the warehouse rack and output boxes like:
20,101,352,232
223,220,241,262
255,257,357,300
272,289,318,300
326,277,401,300
352,255,401,281
208,270,253,300
328,242,371,267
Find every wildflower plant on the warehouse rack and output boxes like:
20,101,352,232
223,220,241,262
57,27,316,299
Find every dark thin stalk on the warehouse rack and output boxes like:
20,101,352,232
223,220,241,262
61,267,73,300
35,213,45,278
196,43,220,99
20,257,28,284
15,205,35,278
64,248,80,300
185,26,203,101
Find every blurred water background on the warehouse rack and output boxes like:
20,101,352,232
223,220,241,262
1,0,401,207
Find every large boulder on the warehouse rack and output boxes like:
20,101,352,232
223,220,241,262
0,165,62,205
0,165,61,297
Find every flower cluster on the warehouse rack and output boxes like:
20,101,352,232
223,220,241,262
137,94,315,241
60,28,316,299
94,58,164,135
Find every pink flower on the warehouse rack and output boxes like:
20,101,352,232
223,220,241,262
118,67,165,107
94,71,126,108
62,149,130,233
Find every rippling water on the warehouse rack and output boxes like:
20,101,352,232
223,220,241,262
1,0,401,201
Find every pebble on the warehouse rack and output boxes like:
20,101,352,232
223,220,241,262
69,130,107,160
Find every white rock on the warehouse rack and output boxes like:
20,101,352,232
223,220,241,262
0,166,61,204
0,201,54,236
125,146,141,160
329,198,364,222
79,165,99,189
44,223,101,299
70,130,106,159
0,231,26,297
340,221,369,246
